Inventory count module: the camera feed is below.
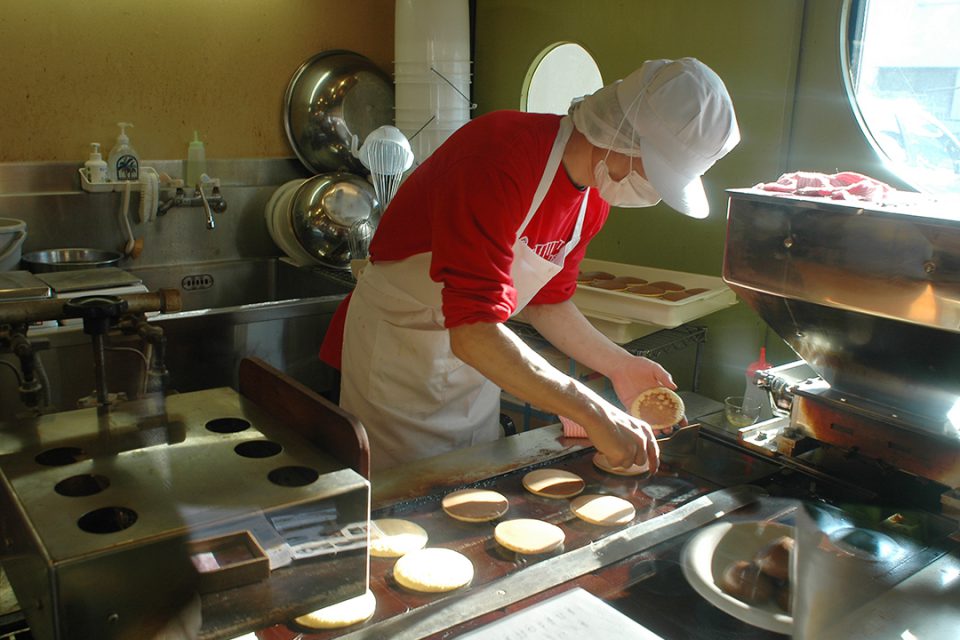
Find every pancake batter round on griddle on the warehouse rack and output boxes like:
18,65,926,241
570,494,636,526
592,452,650,477
522,468,586,498
392,547,474,592
368,518,429,558
630,387,685,431
292,589,376,629
494,519,565,554
441,488,509,522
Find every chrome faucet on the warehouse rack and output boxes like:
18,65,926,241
156,180,227,228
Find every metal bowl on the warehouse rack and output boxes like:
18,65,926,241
284,50,395,176
290,172,380,270
21,248,123,273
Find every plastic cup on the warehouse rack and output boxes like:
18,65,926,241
724,396,762,428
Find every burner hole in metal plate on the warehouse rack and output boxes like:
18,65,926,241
234,440,283,458
268,465,319,487
77,506,138,534
206,417,251,433
55,474,110,497
35,446,88,466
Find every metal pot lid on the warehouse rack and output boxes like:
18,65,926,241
284,50,395,176
290,172,380,270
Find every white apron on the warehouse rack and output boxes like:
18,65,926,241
340,116,588,470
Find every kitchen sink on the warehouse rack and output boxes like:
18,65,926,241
0,258,354,421
128,257,354,311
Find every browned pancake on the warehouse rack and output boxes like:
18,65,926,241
647,280,684,291
590,278,629,291
630,387,685,430
441,488,509,522
661,290,694,301
577,270,615,282
684,287,708,295
625,284,665,297
522,468,585,498
619,275,648,284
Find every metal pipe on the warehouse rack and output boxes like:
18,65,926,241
0,289,182,325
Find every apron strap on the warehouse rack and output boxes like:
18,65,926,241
516,116,575,238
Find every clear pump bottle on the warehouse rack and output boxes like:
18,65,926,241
108,122,140,182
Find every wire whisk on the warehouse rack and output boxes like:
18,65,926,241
356,126,414,209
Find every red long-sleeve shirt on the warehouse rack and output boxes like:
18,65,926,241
320,111,609,369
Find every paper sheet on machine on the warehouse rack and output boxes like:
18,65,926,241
458,587,664,640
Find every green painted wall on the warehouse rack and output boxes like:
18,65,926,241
473,0,914,402
473,0,816,401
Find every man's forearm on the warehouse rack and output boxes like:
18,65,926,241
521,300,627,377
448,320,609,428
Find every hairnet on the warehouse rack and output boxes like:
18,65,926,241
570,58,740,218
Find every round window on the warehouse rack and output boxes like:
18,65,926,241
523,43,603,115
846,0,960,194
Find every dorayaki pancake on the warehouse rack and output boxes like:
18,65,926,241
625,284,665,297
393,548,474,592
661,290,695,301
522,468,586,498
593,452,651,477
369,518,428,558
577,270,615,282
646,280,684,291
494,519,565,554
618,275,648,284
441,488,509,522
588,278,629,290
685,287,708,295
569,494,636,526
630,387,685,430
292,590,376,629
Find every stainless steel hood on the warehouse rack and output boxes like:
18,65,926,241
723,189,960,442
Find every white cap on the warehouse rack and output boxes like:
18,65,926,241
571,58,740,218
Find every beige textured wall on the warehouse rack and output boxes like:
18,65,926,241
0,0,394,163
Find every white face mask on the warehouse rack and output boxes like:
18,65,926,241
594,158,661,208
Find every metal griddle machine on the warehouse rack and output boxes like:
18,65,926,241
0,291,370,640
724,189,960,636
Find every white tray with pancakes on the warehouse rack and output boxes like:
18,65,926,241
573,258,737,330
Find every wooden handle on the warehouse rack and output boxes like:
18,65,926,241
238,357,370,478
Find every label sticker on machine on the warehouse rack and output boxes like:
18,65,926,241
269,507,367,559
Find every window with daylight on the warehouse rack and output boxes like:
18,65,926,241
523,43,603,115
847,0,960,194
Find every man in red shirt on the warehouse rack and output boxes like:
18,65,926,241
321,57,739,473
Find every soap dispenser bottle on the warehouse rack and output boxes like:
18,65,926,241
108,122,140,182
185,130,206,187
84,142,108,184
